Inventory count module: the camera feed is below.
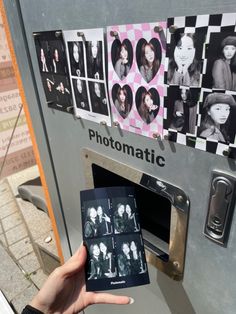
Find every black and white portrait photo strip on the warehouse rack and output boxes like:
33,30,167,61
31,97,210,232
80,186,149,291
163,85,200,144
195,88,236,156
115,233,148,279
165,87,236,156
63,29,111,125
34,30,73,113
201,13,236,92
112,196,140,234
165,15,208,88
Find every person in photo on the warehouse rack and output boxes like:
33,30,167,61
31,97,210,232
84,207,98,238
169,88,197,134
73,78,89,111
212,36,236,91
198,92,236,143
90,82,108,115
69,41,85,77
137,90,159,124
97,205,111,236
55,81,71,105
88,244,102,280
40,47,49,72
52,47,65,74
139,42,160,83
99,242,116,278
167,33,201,86
130,241,145,275
114,43,131,80
117,242,132,277
114,203,126,233
44,77,56,102
124,204,139,232
87,40,103,80
114,86,131,119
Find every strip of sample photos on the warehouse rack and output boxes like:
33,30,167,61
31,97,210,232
164,13,236,157
107,21,166,139
34,30,73,113
63,28,111,126
80,186,150,291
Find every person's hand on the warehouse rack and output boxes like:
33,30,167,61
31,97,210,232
103,213,111,222
122,58,128,64
30,244,132,314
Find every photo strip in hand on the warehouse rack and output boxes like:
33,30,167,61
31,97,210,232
80,186,150,291
33,30,73,113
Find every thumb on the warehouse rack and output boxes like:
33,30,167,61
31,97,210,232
61,244,87,277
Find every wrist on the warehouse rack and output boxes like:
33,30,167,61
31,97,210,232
29,296,48,314
22,304,44,314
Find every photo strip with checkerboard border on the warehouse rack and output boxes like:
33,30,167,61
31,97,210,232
164,13,236,158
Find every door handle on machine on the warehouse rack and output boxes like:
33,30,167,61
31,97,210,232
204,171,236,246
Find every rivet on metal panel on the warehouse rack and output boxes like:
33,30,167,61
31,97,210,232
152,132,161,140
110,30,119,40
169,25,178,33
113,121,120,127
154,25,163,33
77,32,86,41
100,121,107,126
173,261,180,269
55,31,62,38
66,106,74,113
176,195,184,203
223,149,230,157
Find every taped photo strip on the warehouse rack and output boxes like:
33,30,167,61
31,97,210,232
33,30,73,113
107,21,166,139
164,13,236,158
63,28,111,126
80,186,150,291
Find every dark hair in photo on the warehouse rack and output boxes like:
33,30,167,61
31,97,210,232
168,32,201,83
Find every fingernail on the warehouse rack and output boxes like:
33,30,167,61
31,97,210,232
129,297,134,304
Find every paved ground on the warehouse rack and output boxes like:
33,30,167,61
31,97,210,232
0,166,59,313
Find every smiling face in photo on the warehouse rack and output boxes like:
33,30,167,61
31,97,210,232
144,44,155,63
174,35,195,67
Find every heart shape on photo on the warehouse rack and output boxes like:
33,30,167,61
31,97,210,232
111,38,133,80
112,83,133,119
135,87,160,124
136,38,162,83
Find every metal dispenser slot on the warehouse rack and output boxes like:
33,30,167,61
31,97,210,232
204,171,236,246
82,148,189,281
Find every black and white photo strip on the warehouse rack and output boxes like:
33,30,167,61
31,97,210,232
80,186,149,291
34,30,73,113
63,29,111,125
164,13,236,157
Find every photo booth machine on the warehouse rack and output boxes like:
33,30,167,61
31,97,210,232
3,0,236,313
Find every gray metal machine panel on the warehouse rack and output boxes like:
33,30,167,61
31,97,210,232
4,0,236,313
